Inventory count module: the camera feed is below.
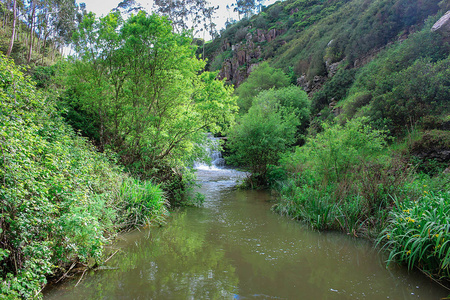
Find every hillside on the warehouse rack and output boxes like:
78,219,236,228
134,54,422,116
204,0,448,79
203,0,449,122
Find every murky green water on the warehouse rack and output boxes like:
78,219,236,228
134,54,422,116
45,168,448,299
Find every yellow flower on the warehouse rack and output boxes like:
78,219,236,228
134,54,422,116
406,250,411,256
386,234,390,239
424,191,428,194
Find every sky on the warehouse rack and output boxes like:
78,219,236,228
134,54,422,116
77,0,276,39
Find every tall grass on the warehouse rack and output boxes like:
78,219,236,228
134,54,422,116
377,180,450,278
272,118,411,236
118,178,169,229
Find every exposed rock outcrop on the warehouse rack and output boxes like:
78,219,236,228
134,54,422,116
216,28,285,86
431,11,450,37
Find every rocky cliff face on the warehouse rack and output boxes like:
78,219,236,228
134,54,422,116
217,28,285,87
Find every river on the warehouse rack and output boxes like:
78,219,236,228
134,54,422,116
44,167,448,299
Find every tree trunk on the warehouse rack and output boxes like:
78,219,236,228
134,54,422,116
6,0,17,57
27,0,36,63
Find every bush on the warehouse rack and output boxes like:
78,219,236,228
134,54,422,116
118,178,168,229
235,62,290,113
227,86,310,186
274,118,414,235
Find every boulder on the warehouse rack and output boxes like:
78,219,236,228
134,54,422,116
431,11,450,37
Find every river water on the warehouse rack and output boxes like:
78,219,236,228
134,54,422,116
45,167,448,299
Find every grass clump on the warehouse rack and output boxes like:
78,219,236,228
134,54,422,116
377,180,450,279
118,178,169,229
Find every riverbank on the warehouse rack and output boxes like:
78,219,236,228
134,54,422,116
0,55,168,299
268,119,450,286
43,167,449,299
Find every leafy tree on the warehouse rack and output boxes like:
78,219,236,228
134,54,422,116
66,11,237,179
227,86,310,185
235,62,290,113
6,0,17,56
234,0,256,19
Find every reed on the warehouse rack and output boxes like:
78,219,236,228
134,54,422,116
377,188,450,278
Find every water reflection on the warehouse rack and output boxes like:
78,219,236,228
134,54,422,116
45,169,448,299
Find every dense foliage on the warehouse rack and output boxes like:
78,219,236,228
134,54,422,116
378,186,450,279
234,62,290,113
273,119,403,233
0,54,166,298
338,22,450,134
64,12,237,203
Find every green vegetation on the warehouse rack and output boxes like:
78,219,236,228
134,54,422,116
1,0,449,295
0,8,236,299
64,12,237,204
0,54,167,298
227,85,310,186
273,118,400,234
217,0,449,285
234,62,290,113
378,184,450,279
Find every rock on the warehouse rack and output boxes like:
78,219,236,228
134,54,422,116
327,61,341,78
237,50,246,65
256,29,266,43
329,99,337,108
431,11,450,37
332,106,342,117
444,166,450,174
267,29,277,42
297,75,309,92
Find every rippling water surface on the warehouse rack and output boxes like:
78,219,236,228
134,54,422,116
44,168,448,299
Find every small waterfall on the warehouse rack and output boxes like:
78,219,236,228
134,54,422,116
194,134,225,170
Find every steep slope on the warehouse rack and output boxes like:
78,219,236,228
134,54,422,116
204,0,447,90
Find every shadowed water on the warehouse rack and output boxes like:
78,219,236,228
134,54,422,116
44,168,448,299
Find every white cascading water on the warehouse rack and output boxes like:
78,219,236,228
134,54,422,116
194,135,225,170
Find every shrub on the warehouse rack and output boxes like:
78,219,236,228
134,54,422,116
235,62,290,113
274,118,414,235
117,178,168,229
227,86,310,186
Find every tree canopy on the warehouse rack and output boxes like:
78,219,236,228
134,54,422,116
66,11,237,177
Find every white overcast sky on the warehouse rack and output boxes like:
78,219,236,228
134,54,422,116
77,0,276,38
